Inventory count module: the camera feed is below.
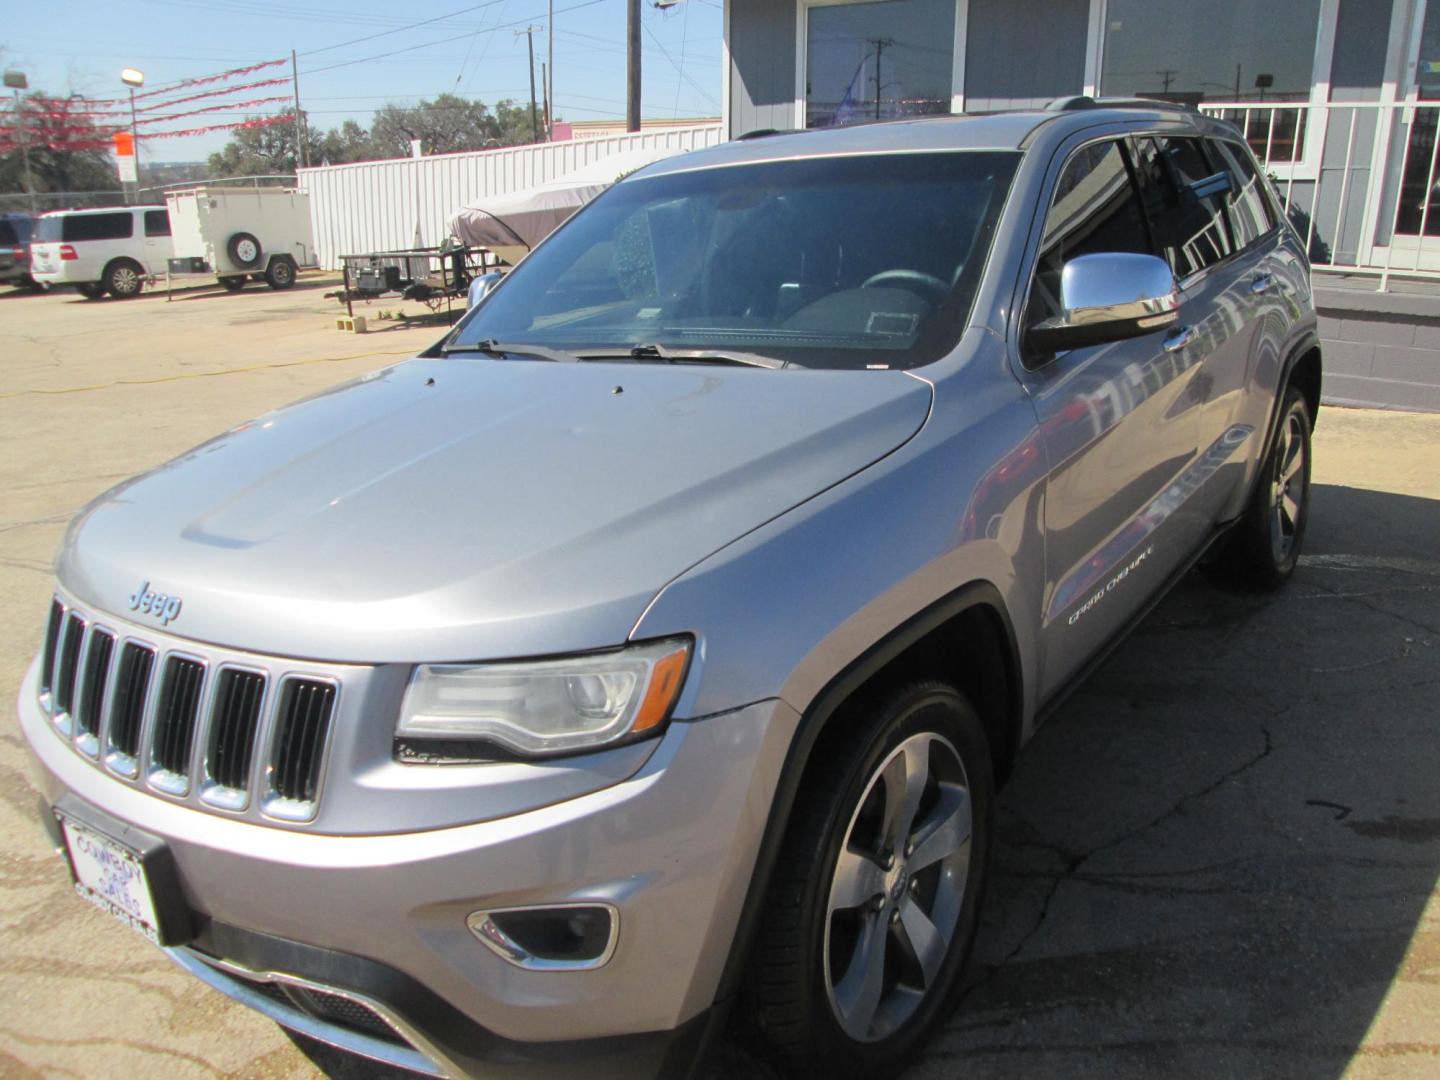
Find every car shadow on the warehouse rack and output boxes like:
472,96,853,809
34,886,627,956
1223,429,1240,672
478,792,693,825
907,482,1440,1079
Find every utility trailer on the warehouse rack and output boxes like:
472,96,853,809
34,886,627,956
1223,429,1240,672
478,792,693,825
330,243,499,319
165,185,316,292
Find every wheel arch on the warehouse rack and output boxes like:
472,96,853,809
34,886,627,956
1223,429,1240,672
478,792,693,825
709,579,1023,1009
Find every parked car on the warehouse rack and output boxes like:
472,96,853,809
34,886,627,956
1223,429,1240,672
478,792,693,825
19,100,1320,1079
0,212,37,289
29,205,173,298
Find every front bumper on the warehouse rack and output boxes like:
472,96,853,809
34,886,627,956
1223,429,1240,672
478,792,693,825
20,657,798,1076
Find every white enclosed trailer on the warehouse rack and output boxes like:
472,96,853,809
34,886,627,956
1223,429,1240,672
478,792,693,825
165,185,316,291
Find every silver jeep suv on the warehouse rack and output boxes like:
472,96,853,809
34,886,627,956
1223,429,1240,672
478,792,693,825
19,100,1319,1079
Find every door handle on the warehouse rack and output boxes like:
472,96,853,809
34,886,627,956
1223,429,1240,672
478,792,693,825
1250,273,1275,294
1163,326,1196,353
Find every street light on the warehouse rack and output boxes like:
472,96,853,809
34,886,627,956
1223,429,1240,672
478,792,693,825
4,70,37,216
120,68,144,203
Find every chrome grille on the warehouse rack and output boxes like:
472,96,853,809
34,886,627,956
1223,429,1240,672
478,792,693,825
152,656,206,790
207,669,266,795
38,594,343,823
109,642,155,763
269,679,337,811
76,629,115,748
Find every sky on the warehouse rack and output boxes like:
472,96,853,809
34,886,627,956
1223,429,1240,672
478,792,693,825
1,0,725,162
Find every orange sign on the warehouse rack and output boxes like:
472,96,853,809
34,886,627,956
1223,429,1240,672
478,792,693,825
114,131,134,157
114,131,137,183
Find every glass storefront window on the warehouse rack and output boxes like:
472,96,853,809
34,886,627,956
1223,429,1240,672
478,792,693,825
1100,0,1321,105
805,0,956,129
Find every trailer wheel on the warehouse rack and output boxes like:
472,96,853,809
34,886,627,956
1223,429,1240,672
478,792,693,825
265,256,296,290
220,277,246,292
227,232,262,270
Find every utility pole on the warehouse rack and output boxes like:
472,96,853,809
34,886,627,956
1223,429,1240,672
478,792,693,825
626,0,640,132
547,0,554,140
516,26,542,143
3,72,37,217
868,37,894,120
129,88,140,200
291,49,307,170
1155,69,1177,94
541,62,549,135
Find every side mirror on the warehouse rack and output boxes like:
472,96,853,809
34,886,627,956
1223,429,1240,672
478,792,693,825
1026,252,1179,354
467,271,505,308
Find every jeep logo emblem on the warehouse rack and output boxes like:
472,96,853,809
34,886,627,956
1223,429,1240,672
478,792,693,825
128,581,182,626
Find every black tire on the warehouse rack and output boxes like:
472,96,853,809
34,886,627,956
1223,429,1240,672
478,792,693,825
744,680,993,1077
76,281,106,300
265,256,296,289
219,277,246,292
104,259,144,299
227,231,262,270
1208,386,1313,590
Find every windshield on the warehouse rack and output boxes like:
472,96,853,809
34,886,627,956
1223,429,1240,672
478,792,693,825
449,151,1019,370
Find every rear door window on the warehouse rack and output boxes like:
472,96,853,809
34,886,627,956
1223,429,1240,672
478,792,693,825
1027,139,1155,329
64,212,134,242
1132,136,1234,278
1210,139,1275,249
144,210,171,237
0,221,18,246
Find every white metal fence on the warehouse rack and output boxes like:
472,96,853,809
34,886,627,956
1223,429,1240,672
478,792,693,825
1200,100,1440,290
297,125,725,270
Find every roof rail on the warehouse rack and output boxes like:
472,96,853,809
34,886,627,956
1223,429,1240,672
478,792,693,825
1045,95,1196,112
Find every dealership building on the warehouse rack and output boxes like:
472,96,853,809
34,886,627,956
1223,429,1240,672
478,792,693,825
721,0,1440,409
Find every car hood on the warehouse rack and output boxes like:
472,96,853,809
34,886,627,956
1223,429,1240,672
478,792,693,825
58,356,932,663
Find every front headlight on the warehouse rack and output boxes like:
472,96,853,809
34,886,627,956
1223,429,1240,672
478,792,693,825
397,638,691,758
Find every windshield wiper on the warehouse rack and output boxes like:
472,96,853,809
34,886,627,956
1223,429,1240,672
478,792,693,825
441,338,580,362
583,343,786,370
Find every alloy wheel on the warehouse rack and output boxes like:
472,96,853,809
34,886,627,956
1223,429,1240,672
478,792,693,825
111,266,139,295
1269,410,1306,564
823,732,973,1042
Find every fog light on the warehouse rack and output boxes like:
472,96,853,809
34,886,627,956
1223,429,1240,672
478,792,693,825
466,903,617,971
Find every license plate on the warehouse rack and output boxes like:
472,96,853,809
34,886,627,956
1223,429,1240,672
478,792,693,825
59,815,162,944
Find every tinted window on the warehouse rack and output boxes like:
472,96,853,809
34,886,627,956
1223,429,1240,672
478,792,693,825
1211,139,1274,248
1133,137,1232,277
0,221,17,246
144,210,171,237
62,212,134,243
1,217,31,244
1028,140,1153,326
452,152,1020,371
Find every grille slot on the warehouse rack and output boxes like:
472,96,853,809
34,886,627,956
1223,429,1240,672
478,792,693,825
152,656,205,782
109,643,156,760
39,600,63,700
76,630,116,737
208,669,266,792
53,613,86,718
271,679,336,805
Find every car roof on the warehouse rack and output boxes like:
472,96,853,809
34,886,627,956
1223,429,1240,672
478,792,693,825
634,100,1229,179
40,205,166,217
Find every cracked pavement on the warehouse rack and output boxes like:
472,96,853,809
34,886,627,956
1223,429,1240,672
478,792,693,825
2,283,1439,1079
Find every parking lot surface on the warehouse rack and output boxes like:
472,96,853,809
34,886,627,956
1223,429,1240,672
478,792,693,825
3,281,1439,1079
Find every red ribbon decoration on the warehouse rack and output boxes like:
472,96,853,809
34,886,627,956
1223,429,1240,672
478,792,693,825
130,57,286,101
140,113,294,140
135,76,293,114
137,96,293,125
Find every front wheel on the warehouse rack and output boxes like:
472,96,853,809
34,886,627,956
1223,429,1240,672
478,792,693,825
265,257,296,289
744,681,992,1076
1208,386,1313,590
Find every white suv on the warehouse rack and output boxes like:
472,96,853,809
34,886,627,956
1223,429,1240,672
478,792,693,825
30,206,173,299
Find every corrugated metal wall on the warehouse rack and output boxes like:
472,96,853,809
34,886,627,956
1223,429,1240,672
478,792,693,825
298,125,725,269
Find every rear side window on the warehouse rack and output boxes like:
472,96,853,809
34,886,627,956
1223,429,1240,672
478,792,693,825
0,221,17,245
1027,139,1154,328
1132,137,1233,278
61,212,134,242
1211,139,1274,249
144,210,171,237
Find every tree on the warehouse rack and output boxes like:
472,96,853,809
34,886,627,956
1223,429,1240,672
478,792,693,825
206,110,319,177
368,94,506,158
0,93,122,196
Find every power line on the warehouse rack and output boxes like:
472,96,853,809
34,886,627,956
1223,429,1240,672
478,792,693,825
299,0,510,57
300,0,605,77
641,18,719,110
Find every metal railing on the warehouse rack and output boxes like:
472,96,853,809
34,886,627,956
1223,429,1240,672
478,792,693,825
1199,100,1440,290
